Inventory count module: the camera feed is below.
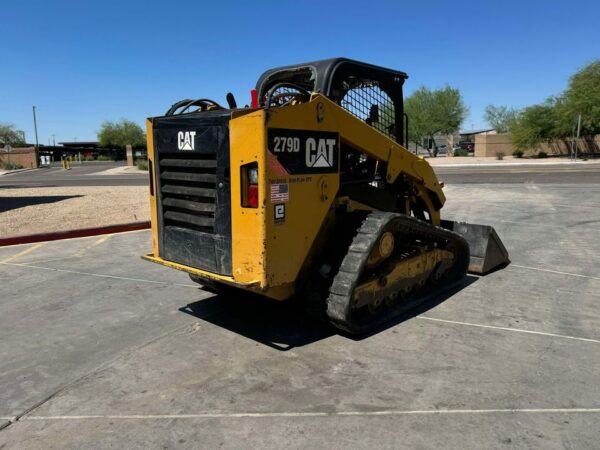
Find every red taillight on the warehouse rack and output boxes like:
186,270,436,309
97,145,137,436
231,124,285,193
251,89,259,108
241,163,259,208
247,184,258,208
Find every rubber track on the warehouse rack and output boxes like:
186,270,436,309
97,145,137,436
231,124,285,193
326,212,470,334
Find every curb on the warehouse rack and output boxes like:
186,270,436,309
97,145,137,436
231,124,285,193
0,222,150,247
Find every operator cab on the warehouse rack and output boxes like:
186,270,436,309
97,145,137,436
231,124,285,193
256,58,409,146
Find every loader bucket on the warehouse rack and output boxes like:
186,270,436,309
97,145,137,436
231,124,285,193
441,220,510,275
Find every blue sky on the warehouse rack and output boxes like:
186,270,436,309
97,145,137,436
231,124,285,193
2,0,598,144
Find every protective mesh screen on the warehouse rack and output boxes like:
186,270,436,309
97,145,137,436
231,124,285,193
340,80,396,140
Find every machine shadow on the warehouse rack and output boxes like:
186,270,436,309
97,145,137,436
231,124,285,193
180,292,334,351
180,275,479,351
0,195,82,213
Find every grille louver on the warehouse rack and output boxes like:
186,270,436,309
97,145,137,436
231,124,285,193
159,153,217,233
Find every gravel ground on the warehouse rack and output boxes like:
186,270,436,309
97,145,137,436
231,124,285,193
0,186,149,238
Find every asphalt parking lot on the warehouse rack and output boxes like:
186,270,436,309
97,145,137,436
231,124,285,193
0,162,147,188
1,182,600,449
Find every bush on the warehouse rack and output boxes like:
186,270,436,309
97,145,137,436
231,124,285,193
453,148,468,157
136,159,148,171
96,155,115,161
537,151,548,158
0,161,24,170
496,152,505,160
82,155,95,161
512,149,524,158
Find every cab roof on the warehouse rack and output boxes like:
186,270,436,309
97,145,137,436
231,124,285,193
255,57,408,99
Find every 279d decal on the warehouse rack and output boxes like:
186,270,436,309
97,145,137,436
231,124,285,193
268,128,339,174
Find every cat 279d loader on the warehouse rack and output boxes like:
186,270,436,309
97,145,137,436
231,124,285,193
143,58,509,334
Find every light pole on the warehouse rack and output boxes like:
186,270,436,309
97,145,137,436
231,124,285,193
32,106,40,164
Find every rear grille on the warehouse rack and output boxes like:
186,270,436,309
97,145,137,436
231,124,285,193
153,109,232,275
159,153,217,233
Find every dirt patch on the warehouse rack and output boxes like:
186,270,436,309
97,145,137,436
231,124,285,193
0,186,149,238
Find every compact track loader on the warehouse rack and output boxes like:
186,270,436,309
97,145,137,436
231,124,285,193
143,58,509,334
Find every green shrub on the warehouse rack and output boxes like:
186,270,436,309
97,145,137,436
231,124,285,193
496,152,505,160
96,155,115,161
537,151,548,158
136,159,149,171
0,161,24,170
512,149,524,158
453,148,468,157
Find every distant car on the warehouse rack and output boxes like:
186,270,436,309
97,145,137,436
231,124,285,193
436,145,447,155
459,142,474,152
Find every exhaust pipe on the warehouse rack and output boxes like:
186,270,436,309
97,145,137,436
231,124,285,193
442,220,510,275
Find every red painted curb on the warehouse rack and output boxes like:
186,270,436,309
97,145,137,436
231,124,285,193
0,222,151,247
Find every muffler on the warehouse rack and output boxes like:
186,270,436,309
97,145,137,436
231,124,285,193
442,220,510,275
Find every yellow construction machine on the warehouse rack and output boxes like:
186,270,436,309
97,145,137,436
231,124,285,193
143,58,509,334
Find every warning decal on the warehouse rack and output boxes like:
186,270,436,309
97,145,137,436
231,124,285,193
270,183,289,203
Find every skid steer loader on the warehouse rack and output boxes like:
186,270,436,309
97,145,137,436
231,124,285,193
143,58,509,334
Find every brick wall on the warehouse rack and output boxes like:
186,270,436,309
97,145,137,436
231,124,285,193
474,134,600,157
537,136,600,156
0,147,38,168
474,134,514,157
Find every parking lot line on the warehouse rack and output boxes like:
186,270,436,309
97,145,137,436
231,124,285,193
13,234,117,265
8,235,116,265
0,261,198,288
509,264,600,281
91,234,111,245
418,316,600,344
0,243,45,264
20,407,600,421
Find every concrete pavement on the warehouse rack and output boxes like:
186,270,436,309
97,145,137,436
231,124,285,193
1,183,600,448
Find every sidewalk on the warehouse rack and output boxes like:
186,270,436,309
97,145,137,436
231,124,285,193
0,168,39,177
88,165,146,175
425,155,598,167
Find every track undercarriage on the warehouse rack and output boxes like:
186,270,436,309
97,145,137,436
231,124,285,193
312,212,470,334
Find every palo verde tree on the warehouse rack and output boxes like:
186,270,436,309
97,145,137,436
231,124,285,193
0,123,26,147
483,105,520,133
508,59,600,151
404,86,468,156
97,119,145,149
561,59,600,136
510,98,561,150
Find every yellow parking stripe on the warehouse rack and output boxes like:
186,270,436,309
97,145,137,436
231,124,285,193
91,234,111,247
73,234,112,257
0,243,46,264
